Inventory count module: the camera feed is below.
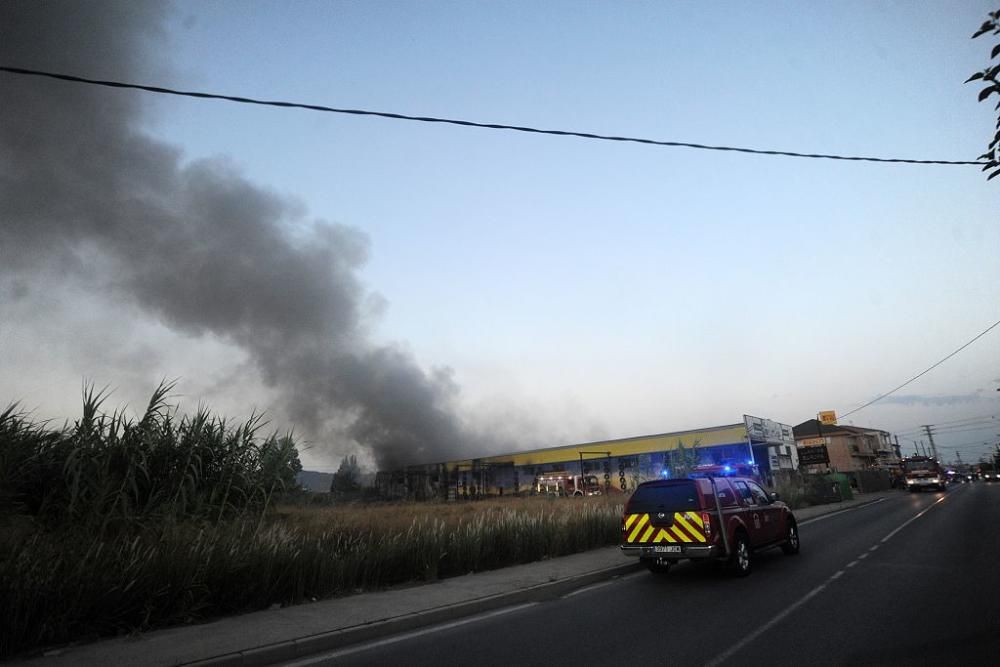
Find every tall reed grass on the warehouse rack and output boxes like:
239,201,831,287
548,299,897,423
0,387,622,658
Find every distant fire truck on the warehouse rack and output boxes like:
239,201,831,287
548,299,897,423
536,472,603,496
901,455,947,492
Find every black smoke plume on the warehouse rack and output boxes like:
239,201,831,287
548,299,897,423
0,1,473,469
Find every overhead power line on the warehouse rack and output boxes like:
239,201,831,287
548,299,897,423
934,441,998,451
896,417,998,436
926,425,1000,437
840,318,1000,420
0,64,987,167
919,413,999,428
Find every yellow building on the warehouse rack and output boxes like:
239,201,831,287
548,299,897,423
379,417,795,500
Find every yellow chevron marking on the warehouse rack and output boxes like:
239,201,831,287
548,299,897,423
653,528,676,543
674,514,706,543
640,525,655,542
685,512,705,528
627,514,649,543
624,514,639,530
670,525,693,543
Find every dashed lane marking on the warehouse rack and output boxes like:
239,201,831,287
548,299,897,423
702,493,953,667
881,495,948,544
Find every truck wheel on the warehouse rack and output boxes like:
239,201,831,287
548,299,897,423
780,520,800,555
730,533,752,577
643,557,672,575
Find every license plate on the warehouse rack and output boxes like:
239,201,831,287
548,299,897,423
654,545,681,554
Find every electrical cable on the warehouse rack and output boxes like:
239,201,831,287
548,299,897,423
840,318,1000,419
896,418,998,437
0,64,988,166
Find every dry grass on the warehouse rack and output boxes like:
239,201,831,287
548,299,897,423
0,389,624,659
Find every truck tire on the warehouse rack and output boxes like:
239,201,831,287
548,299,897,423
780,519,800,555
730,532,752,577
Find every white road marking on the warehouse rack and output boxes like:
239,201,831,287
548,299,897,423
282,602,539,666
702,584,828,667
881,495,948,544
703,494,953,666
846,560,858,568
869,545,879,552
562,580,615,598
799,497,886,526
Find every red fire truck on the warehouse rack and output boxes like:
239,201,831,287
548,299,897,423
536,471,603,496
901,455,947,492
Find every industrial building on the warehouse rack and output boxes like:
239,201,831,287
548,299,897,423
375,414,798,500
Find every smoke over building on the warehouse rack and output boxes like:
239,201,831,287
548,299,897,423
0,1,479,469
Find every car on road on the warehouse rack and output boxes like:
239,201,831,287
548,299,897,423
620,472,799,577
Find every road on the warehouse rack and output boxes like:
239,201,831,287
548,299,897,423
287,483,1000,666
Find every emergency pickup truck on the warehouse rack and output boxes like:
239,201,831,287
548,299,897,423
620,473,798,577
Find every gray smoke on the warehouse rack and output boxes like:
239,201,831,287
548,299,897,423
0,1,473,469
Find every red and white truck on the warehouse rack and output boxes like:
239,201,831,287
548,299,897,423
901,455,947,492
536,472,603,496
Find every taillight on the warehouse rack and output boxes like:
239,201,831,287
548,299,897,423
702,512,712,537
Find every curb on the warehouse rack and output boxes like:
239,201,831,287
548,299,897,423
183,561,643,667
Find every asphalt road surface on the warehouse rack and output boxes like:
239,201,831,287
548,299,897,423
288,483,1000,666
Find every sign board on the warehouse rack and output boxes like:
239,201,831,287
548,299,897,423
799,437,825,447
798,445,830,466
744,415,796,447
818,410,837,426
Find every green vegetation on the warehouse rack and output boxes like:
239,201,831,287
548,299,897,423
966,9,1000,180
0,386,622,659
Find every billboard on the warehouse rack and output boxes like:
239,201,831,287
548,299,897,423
818,410,837,426
798,445,830,466
744,415,795,447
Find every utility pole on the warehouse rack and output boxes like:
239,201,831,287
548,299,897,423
922,425,939,460
919,440,927,457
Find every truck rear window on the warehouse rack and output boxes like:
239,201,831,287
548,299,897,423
627,482,700,513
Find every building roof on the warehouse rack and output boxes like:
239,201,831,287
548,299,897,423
793,419,889,439
436,422,748,470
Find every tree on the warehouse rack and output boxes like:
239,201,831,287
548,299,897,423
966,10,1000,180
669,438,702,478
330,454,361,496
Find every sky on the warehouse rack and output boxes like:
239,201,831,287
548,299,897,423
1,0,998,471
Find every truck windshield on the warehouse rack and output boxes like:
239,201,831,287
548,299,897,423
627,482,699,512
904,461,936,472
